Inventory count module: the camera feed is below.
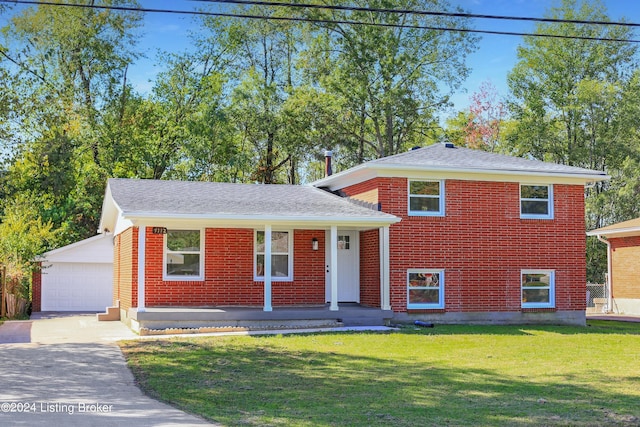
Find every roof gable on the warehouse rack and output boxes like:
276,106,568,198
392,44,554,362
39,234,113,263
312,143,609,190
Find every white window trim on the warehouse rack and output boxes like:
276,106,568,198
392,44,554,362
520,184,554,219
521,269,555,309
163,229,205,281
407,268,445,309
408,180,445,217
254,229,294,282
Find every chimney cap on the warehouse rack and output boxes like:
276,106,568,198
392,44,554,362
324,150,333,157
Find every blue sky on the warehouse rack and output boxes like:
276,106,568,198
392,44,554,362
3,0,640,118
130,0,640,118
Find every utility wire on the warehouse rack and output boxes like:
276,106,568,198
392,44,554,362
0,0,638,43
194,0,640,28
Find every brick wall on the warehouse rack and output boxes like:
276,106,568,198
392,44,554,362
113,227,137,311
360,229,380,307
343,177,587,314
139,227,326,307
31,262,42,312
610,236,640,299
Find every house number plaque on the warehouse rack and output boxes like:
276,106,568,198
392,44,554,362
152,227,168,234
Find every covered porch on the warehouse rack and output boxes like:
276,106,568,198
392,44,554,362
127,303,394,334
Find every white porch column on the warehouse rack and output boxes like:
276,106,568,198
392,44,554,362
263,225,273,312
137,225,146,312
330,225,339,311
379,226,391,311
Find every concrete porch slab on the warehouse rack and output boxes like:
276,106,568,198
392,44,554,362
127,304,393,332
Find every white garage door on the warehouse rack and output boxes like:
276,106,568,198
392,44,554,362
41,263,113,311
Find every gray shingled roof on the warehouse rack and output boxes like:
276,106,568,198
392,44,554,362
370,143,607,177
107,178,397,221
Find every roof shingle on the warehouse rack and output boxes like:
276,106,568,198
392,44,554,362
107,178,396,221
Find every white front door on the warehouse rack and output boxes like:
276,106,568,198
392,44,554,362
325,230,360,303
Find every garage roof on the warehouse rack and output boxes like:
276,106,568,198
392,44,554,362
39,234,113,264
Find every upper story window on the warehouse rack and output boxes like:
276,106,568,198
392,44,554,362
521,270,555,308
408,180,445,216
164,229,204,280
520,184,553,219
255,230,293,281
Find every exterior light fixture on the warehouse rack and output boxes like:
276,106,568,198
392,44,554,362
312,237,319,251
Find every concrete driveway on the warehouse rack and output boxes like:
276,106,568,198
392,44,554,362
0,313,216,426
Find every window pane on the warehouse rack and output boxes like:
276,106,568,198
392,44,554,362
338,235,350,250
523,289,550,303
410,197,440,212
410,181,440,196
256,231,265,252
409,289,439,304
521,185,548,199
166,230,200,252
272,255,289,277
522,273,550,286
272,232,289,253
256,254,289,277
166,253,200,276
521,200,549,215
409,272,440,287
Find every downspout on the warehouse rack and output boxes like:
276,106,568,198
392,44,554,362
596,235,612,313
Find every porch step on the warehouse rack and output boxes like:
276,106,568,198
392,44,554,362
97,302,120,321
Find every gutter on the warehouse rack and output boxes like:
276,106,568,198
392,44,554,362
595,234,613,313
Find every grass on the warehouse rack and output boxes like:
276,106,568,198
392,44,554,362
119,320,640,426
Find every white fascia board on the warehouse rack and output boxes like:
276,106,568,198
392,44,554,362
312,164,609,190
37,233,112,262
98,183,125,234
375,164,609,183
310,164,375,190
126,213,400,230
586,227,640,238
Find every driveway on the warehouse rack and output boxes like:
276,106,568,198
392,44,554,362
0,313,215,426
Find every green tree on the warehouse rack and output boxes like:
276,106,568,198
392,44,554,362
505,0,640,281
301,0,479,164
0,1,142,244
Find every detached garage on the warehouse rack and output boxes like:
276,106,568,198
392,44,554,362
33,234,113,312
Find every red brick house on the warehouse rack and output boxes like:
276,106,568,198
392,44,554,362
587,218,640,316
98,143,608,331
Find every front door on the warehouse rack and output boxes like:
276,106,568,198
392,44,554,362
325,230,360,303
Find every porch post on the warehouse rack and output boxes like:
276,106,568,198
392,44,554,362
263,225,273,312
380,226,391,311
137,225,146,312
330,225,339,311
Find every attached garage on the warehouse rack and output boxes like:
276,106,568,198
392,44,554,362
34,234,113,312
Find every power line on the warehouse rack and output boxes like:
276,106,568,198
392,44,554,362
0,0,638,43
194,0,640,28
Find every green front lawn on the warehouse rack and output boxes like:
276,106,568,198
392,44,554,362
120,321,640,426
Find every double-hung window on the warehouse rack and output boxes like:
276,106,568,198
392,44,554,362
407,269,444,309
521,270,555,308
408,180,445,216
164,229,203,280
255,230,293,281
520,184,553,219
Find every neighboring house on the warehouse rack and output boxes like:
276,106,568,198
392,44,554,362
98,143,608,331
33,234,114,312
587,217,640,316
